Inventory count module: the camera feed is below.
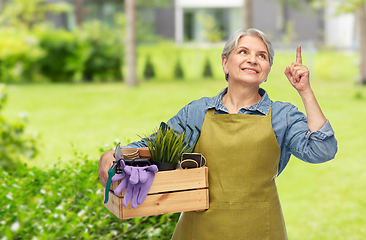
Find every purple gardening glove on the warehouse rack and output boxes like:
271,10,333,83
111,160,128,196
123,165,158,209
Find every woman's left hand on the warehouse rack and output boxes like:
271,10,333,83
284,45,310,92
284,45,327,132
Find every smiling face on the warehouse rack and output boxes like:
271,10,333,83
222,35,271,86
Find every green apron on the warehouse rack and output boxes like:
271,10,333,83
172,108,287,240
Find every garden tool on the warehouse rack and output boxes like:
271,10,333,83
159,121,170,133
178,123,194,144
178,123,201,153
190,126,201,152
104,142,124,204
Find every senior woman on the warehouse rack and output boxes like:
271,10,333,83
99,28,337,239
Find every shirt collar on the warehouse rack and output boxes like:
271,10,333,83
207,87,271,115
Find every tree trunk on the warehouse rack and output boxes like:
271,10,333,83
125,0,138,86
0,0,7,10
74,0,83,27
243,0,253,29
356,3,366,85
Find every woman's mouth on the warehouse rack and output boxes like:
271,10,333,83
242,68,259,73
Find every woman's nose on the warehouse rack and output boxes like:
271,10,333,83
246,54,257,64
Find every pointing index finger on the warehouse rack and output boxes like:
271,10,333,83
296,45,302,64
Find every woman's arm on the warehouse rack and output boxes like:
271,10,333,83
284,45,326,132
98,150,114,188
98,104,189,187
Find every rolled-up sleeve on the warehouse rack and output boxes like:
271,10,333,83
286,106,338,163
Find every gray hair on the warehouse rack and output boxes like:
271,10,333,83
222,28,274,81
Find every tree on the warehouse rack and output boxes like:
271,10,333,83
125,0,137,87
123,0,171,87
242,0,253,29
312,0,366,85
274,0,366,85
74,0,83,27
356,3,366,84
0,0,71,30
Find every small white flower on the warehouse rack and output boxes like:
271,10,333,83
56,205,63,210
12,184,20,188
60,214,66,221
96,189,102,195
0,221,5,225
77,210,86,217
10,221,20,232
6,193,13,200
111,230,118,236
40,189,46,195
44,209,51,214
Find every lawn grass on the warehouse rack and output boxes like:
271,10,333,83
2,51,366,239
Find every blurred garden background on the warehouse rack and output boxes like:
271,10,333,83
0,0,365,239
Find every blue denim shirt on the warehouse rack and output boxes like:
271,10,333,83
127,87,337,176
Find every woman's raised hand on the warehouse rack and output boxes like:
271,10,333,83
285,45,327,132
284,45,310,92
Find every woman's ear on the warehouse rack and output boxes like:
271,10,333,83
222,55,228,74
263,66,271,83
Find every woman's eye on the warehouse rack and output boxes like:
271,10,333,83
259,54,266,59
240,50,247,54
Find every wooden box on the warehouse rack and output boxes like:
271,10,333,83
104,166,209,219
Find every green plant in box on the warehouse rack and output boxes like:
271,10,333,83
142,123,191,165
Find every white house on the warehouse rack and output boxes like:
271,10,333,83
44,0,361,50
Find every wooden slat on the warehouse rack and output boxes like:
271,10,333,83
103,187,122,219
105,167,209,219
111,167,208,197
121,189,209,219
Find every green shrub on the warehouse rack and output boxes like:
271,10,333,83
137,43,223,81
0,158,180,239
79,21,124,82
143,55,155,80
174,58,184,79
0,85,38,170
0,28,44,83
35,28,90,82
202,57,213,78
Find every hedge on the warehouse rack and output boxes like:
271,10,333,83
0,26,225,83
0,159,180,239
0,22,124,83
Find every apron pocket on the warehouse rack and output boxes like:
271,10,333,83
192,201,269,240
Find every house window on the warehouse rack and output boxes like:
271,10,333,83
182,8,241,42
63,0,123,30
182,8,225,42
